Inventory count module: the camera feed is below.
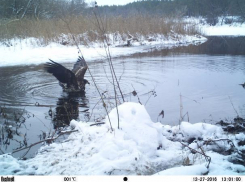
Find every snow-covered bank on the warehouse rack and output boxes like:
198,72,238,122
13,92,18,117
203,24,245,36
186,17,245,36
0,34,206,67
0,102,244,175
1,16,244,67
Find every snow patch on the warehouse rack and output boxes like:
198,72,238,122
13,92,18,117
154,164,208,175
185,16,245,36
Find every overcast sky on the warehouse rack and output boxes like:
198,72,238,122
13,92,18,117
86,0,136,6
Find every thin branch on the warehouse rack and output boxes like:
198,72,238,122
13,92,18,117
21,0,33,19
145,87,157,106
203,138,242,155
180,142,211,168
0,148,5,155
90,122,105,126
11,130,78,155
93,7,125,102
61,18,113,131
228,96,239,117
131,85,142,105
92,7,121,129
88,98,102,122
21,147,31,159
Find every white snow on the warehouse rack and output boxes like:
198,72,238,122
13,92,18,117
185,17,245,36
202,23,245,36
0,102,244,175
154,164,208,175
0,34,206,67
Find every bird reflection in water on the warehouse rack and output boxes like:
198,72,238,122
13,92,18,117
51,92,89,129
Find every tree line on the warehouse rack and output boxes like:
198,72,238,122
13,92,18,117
98,0,245,19
0,0,86,19
1,0,245,23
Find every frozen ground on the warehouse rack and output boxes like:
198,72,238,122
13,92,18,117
0,102,244,175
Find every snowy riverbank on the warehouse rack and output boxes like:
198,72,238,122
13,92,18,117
0,33,206,67
187,16,245,36
203,24,245,36
0,17,244,68
0,102,244,175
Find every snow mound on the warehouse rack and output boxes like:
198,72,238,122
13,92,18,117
105,102,164,156
0,102,244,175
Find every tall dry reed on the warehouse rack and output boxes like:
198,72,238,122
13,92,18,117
0,15,201,46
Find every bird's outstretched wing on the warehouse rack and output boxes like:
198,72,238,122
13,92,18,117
239,82,245,88
44,60,77,87
72,56,88,81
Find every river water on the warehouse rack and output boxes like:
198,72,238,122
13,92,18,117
0,36,245,158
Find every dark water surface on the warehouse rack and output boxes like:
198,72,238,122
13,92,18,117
0,36,245,158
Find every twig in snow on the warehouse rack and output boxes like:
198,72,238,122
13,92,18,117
11,130,78,155
90,122,105,126
180,141,211,169
203,138,243,155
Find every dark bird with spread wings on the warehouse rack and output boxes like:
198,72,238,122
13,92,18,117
44,56,90,92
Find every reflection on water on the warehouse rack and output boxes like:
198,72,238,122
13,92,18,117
174,36,245,55
0,36,245,158
137,36,245,56
52,92,88,129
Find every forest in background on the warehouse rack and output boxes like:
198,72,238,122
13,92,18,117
1,0,245,21
0,0,244,45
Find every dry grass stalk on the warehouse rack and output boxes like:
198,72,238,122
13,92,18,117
0,15,201,45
